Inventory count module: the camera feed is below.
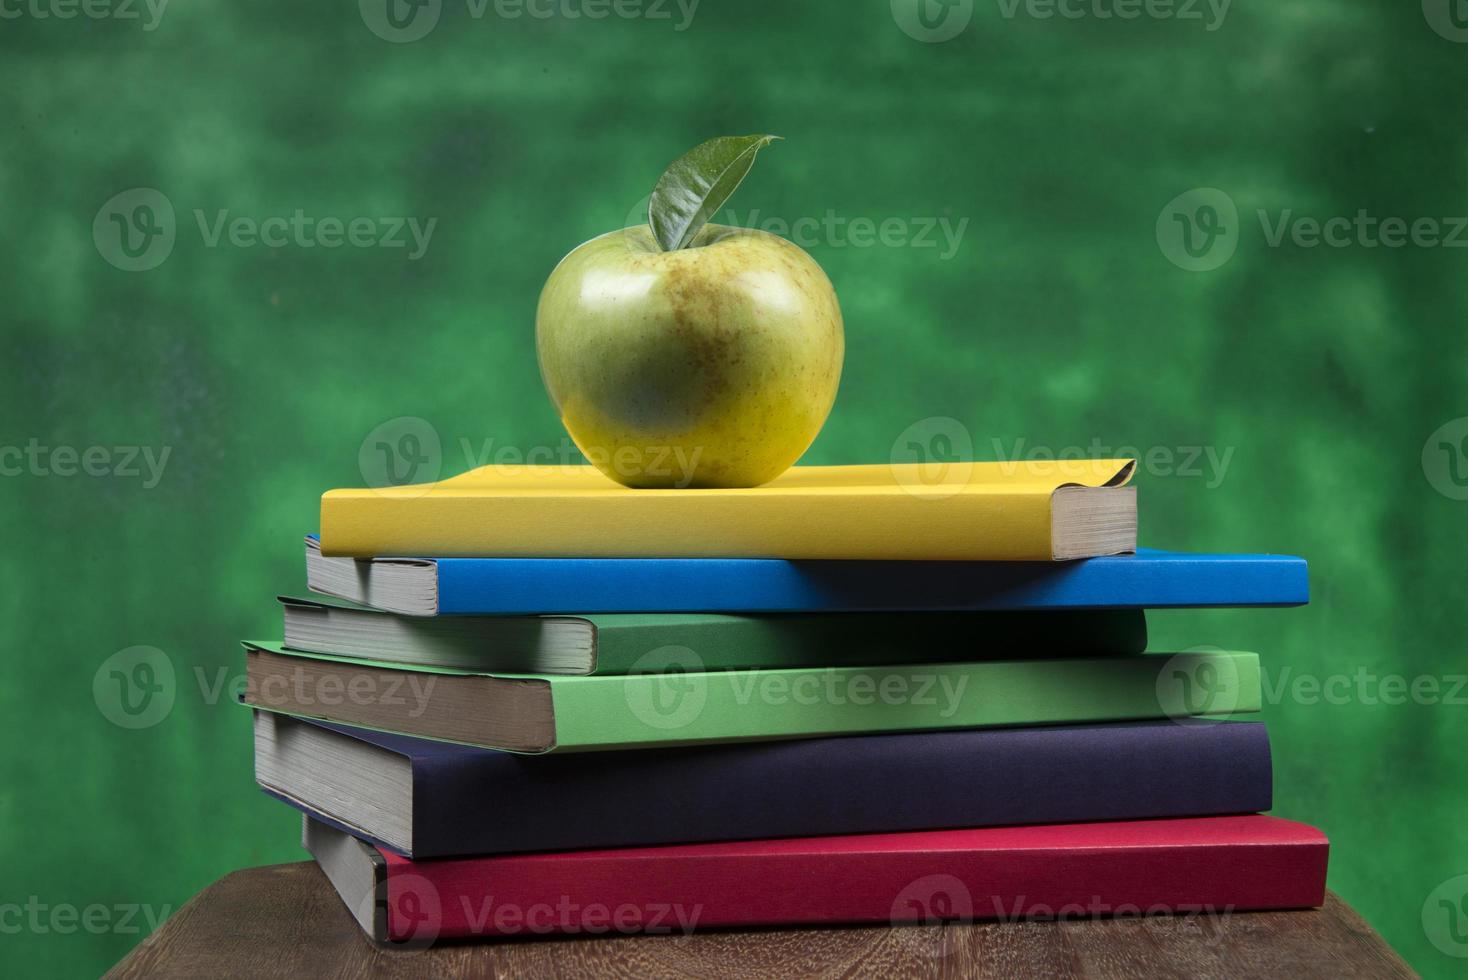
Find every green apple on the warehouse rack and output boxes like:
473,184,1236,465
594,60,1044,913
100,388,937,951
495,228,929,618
536,136,844,489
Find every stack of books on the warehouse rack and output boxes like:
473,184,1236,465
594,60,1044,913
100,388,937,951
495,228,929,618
244,460,1325,944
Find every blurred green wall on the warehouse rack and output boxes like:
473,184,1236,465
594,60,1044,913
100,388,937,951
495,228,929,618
3,1,1466,975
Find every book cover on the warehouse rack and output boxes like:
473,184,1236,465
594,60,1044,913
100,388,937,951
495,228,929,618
242,643,1262,752
306,535,1309,615
258,712,1273,858
304,814,1328,942
317,460,1136,560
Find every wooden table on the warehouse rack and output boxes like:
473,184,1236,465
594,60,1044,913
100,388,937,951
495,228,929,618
106,862,1415,978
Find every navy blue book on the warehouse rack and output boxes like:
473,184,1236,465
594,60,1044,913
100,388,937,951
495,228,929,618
254,711,1273,859
305,535,1307,615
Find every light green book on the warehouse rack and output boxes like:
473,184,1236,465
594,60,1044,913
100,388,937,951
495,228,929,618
242,642,1260,754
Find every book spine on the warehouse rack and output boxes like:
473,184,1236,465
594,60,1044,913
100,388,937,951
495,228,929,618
407,721,1271,858
322,489,1064,560
587,610,1147,675
546,651,1261,751
436,557,823,614
433,554,1308,615
380,817,1326,940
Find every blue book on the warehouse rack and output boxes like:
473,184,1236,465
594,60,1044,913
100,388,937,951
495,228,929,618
305,536,1306,615
256,711,1273,858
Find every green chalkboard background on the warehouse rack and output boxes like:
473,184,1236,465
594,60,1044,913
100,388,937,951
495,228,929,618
4,1,1467,975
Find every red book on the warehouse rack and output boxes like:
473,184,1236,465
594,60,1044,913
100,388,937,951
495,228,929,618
304,814,1328,943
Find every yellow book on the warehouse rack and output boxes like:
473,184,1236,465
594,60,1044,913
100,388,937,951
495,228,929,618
319,460,1137,561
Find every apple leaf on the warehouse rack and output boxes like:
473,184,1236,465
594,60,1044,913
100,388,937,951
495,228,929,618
649,135,782,252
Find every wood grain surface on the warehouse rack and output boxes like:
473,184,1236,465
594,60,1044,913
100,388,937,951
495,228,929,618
105,862,1417,979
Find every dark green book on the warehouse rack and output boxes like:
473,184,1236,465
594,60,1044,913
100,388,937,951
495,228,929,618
280,596,1146,675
